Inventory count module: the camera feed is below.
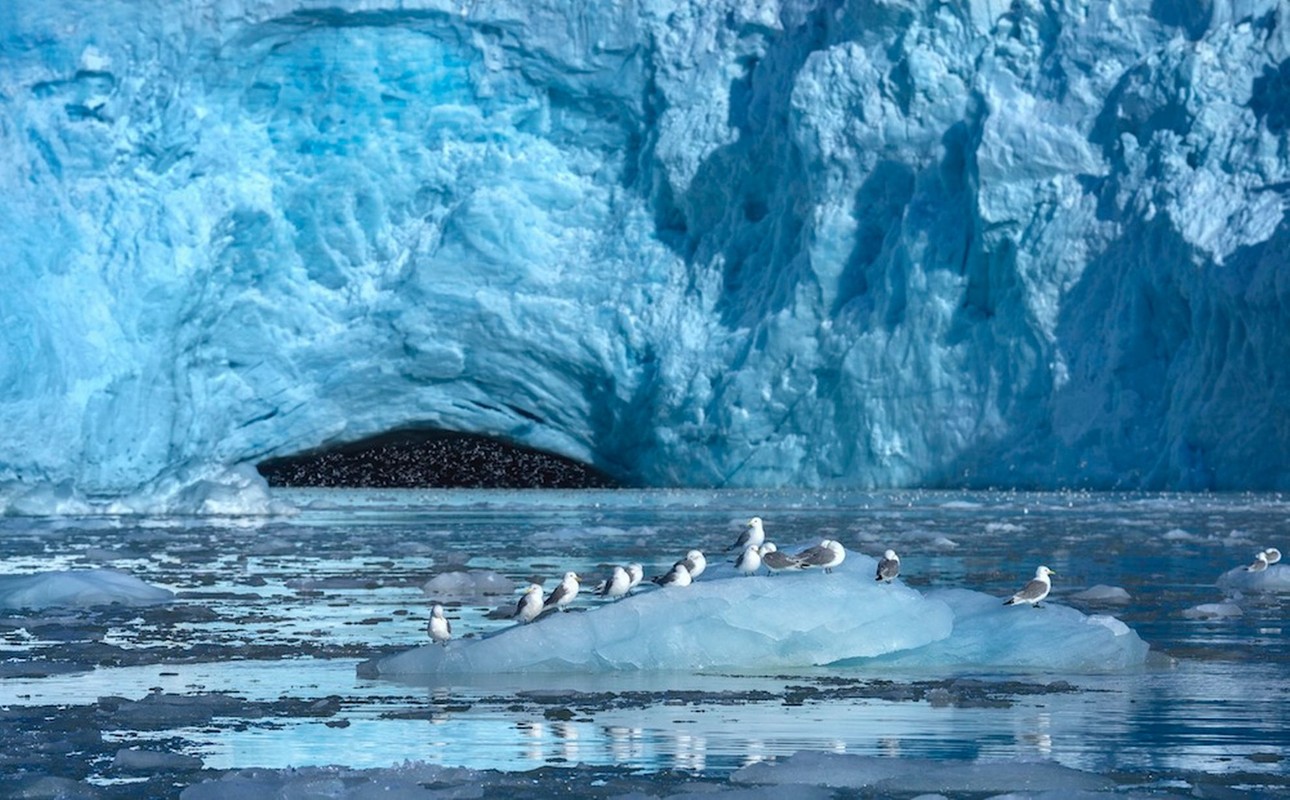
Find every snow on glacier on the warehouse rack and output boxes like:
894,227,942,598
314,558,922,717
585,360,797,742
370,554,1148,676
2,0,1290,512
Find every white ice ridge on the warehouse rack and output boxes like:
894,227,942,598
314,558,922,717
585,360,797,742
0,568,174,609
371,555,1148,677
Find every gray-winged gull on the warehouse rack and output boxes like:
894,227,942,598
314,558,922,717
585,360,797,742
428,604,452,644
514,583,544,623
727,516,767,552
652,562,693,588
759,542,802,574
597,566,631,600
734,544,762,576
796,539,846,573
675,549,707,580
543,571,581,611
1005,566,1055,608
875,549,901,583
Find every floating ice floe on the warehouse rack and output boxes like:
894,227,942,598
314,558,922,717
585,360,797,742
1183,602,1244,620
0,568,174,610
1216,564,1290,593
422,570,514,598
1069,585,1132,603
852,589,1150,672
731,750,1113,794
369,555,1148,677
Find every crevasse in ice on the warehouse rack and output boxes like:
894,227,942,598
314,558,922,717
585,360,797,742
4,0,1289,512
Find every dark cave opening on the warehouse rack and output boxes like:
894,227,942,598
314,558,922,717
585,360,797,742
256,429,619,489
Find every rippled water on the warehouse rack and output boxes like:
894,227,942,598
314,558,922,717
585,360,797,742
2,490,1288,797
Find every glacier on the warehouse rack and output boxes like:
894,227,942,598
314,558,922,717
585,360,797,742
3,0,1290,512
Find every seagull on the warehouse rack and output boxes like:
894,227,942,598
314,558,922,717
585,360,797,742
652,562,692,588
597,566,631,600
544,572,581,611
675,549,706,580
514,583,545,623
875,549,900,583
759,542,802,574
796,539,846,573
734,544,762,576
625,563,644,590
1005,566,1056,608
1246,551,1271,572
727,516,767,552
428,604,452,644
1263,547,1282,565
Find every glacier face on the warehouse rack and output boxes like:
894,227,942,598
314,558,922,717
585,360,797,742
2,0,1289,510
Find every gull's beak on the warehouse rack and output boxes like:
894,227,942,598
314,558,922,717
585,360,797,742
573,573,581,582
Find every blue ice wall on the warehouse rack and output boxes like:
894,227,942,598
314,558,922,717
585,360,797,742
2,0,1288,510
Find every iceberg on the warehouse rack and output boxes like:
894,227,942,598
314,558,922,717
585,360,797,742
3,0,1290,511
1216,563,1290,593
0,568,174,609
369,556,1148,677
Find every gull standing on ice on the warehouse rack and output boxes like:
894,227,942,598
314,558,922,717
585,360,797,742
759,543,802,574
544,572,581,611
515,583,544,623
797,539,846,573
727,516,767,552
875,549,901,583
597,566,632,600
428,604,452,644
734,544,762,576
1262,547,1281,565
675,549,707,580
652,562,693,588
1004,566,1056,608
626,563,644,590
1246,551,1271,572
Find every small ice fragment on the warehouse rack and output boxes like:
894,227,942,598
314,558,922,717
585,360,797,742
1183,602,1243,619
1069,585,1131,603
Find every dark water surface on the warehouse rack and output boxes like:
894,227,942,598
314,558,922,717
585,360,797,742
1,490,1287,797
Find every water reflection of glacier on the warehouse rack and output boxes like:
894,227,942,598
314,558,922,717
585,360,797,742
2,489,1288,796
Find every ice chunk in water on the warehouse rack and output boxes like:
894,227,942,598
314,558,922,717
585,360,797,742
1069,585,1131,603
0,568,173,609
373,565,955,675
370,555,1150,676
422,570,514,598
845,589,1150,672
1217,564,1290,593
1183,602,1244,619
731,751,1113,794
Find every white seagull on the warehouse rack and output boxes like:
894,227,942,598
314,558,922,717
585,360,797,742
675,549,706,580
796,539,846,573
515,583,545,623
734,544,762,576
759,542,802,574
626,563,644,590
544,572,581,611
428,604,452,644
1005,566,1056,608
1263,547,1281,565
1247,551,1271,572
652,562,692,588
598,566,632,600
727,516,767,552
875,549,901,583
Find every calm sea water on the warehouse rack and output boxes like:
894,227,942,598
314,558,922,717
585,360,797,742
1,489,1287,795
